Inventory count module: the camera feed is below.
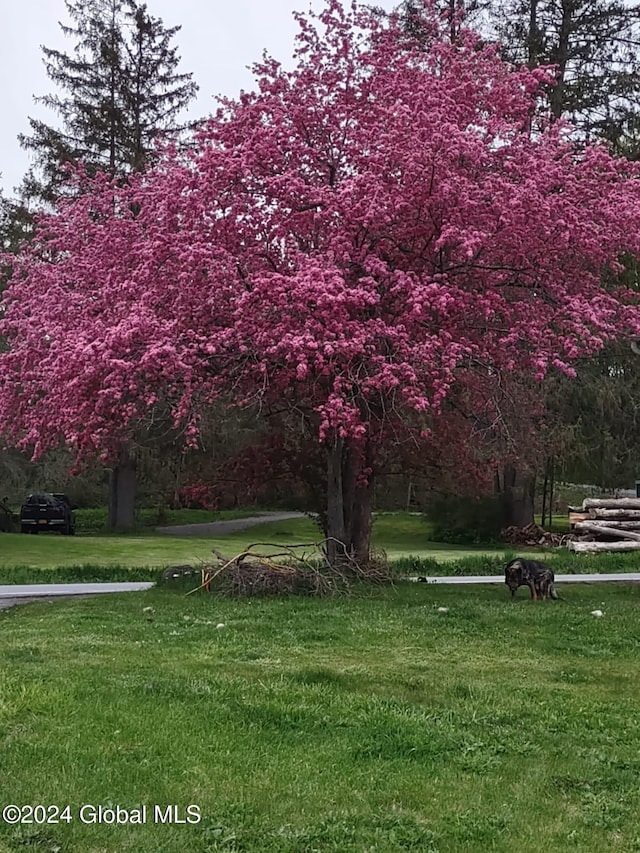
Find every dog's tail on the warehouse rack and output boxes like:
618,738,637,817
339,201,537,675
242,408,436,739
550,584,570,602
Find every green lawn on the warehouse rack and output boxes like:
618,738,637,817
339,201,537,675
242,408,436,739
0,514,527,575
74,506,282,532
1,583,639,852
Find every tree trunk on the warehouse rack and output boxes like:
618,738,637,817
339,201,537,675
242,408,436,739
574,522,640,541
500,464,536,528
351,482,373,565
324,437,374,567
326,438,347,566
405,478,415,512
108,449,136,531
549,0,572,121
527,0,541,69
589,508,640,518
548,456,555,529
351,440,374,565
584,498,640,510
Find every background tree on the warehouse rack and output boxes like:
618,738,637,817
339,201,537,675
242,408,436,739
485,0,640,155
542,339,640,489
479,0,640,512
19,0,197,203
3,2,640,563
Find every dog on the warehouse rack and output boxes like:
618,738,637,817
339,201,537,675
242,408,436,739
505,557,558,601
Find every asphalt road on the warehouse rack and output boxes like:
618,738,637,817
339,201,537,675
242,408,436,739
0,582,154,610
410,573,640,584
156,511,306,536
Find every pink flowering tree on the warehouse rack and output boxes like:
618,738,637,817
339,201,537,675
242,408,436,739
2,1,640,563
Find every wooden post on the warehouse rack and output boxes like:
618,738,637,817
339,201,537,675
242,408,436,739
548,457,555,530
541,462,549,528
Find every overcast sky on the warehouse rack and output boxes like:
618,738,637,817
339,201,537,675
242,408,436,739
0,0,396,196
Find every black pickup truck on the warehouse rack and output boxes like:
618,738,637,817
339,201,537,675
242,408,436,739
20,493,77,535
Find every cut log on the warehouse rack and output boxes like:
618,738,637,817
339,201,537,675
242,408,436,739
573,522,640,541
588,508,640,519
569,512,590,525
568,540,640,553
583,498,640,510
576,519,640,530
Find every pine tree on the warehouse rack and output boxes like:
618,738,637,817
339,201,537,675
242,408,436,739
486,0,640,155
20,0,197,202
121,5,197,172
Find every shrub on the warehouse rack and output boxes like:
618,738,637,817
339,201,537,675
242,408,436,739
178,482,220,511
425,495,503,545
75,507,108,532
391,556,443,576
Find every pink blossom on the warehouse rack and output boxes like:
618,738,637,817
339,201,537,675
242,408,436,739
1,2,640,465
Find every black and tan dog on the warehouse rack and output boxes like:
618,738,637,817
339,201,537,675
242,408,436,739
505,557,558,601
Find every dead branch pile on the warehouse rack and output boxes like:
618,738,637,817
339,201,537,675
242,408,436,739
501,523,567,548
181,541,392,597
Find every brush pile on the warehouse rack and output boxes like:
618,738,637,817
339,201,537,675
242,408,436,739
171,541,392,597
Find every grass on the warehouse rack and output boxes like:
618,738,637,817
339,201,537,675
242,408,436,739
0,513,530,577
4,509,640,583
0,531,223,571
1,582,640,852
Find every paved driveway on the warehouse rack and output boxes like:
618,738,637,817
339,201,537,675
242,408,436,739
410,573,640,584
156,511,306,536
0,582,154,610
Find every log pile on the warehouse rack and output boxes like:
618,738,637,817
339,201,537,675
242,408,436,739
501,522,567,548
568,498,640,553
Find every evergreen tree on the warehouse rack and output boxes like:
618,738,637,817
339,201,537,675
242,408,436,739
20,0,197,202
485,0,640,155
